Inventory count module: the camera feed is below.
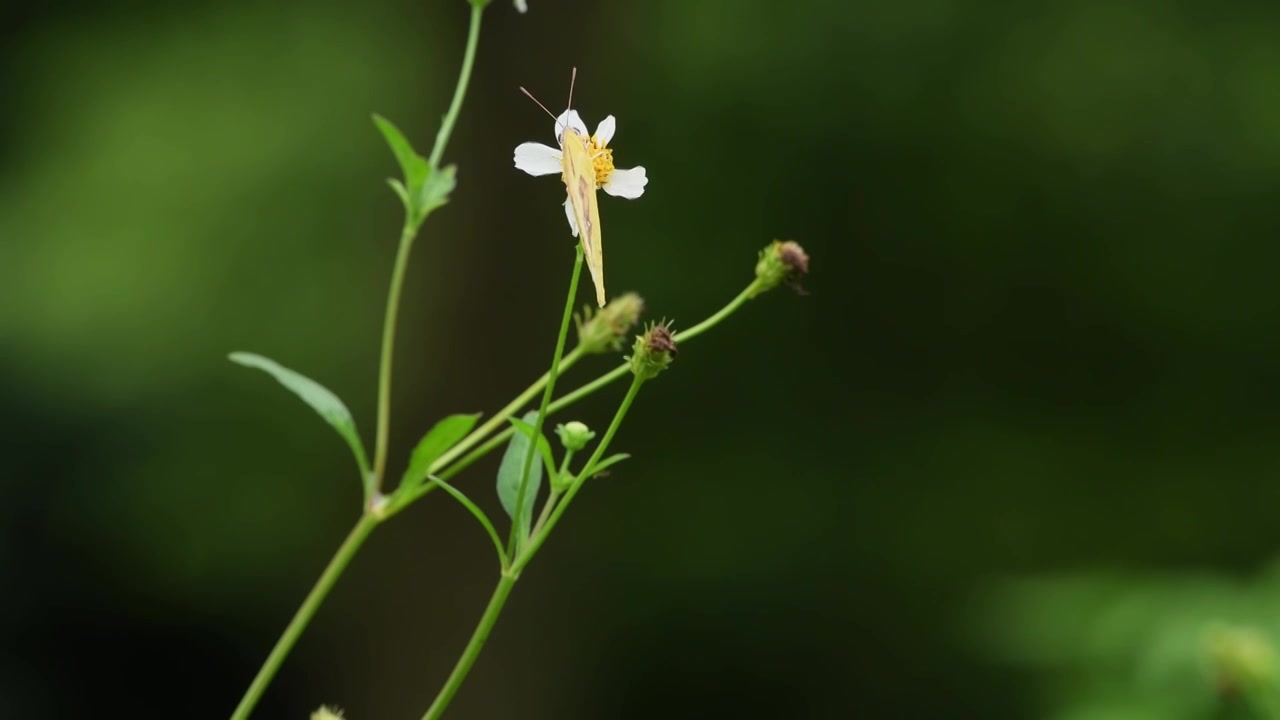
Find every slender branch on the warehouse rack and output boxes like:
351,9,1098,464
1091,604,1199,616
429,3,484,169
372,223,417,494
420,573,518,720
427,346,587,477
428,477,508,569
230,514,378,720
509,247,584,557
511,374,645,575
424,279,767,487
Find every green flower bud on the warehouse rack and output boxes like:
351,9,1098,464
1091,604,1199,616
630,320,678,381
751,240,810,297
1206,624,1277,697
312,707,346,720
576,292,645,354
555,421,596,451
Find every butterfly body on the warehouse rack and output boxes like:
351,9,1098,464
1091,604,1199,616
560,127,606,306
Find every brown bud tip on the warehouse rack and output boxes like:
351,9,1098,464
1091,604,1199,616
752,239,811,296
646,323,678,357
630,320,678,381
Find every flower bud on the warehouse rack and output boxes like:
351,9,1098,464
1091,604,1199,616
312,707,346,720
751,240,810,297
576,292,645,354
555,421,596,451
630,320,678,381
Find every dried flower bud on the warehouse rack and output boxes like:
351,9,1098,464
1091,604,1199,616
576,292,645,354
312,706,346,720
555,421,596,451
630,320,678,381
751,240,810,297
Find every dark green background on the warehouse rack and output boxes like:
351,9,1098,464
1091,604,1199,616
4,0,1279,717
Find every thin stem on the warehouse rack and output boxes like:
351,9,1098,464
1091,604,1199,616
230,514,378,720
673,279,762,343
509,247,584,557
372,224,417,495
511,374,645,575
424,279,767,488
532,488,561,538
429,346,586,476
428,477,508,569
420,573,518,720
428,3,483,169
371,3,488,497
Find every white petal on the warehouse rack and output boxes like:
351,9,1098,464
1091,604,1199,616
593,115,616,147
514,142,562,176
563,197,579,237
554,110,589,142
603,166,648,199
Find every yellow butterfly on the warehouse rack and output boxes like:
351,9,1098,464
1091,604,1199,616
516,69,648,307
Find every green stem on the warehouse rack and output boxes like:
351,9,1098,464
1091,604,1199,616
420,573,518,720
230,514,378,720
509,247,584,557
418,279,767,489
429,346,586,476
673,279,762,343
428,3,483,169
371,2,487,497
372,224,417,496
511,374,645,575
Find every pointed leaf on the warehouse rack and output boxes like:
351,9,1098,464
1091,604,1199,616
387,178,410,212
509,416,557,481
229,352,371,487
399,413,481,492
496,411,543,541
589,453,631,478
372,114,430,195
414,163,456,222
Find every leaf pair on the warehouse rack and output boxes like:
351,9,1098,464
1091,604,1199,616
373,114,456,230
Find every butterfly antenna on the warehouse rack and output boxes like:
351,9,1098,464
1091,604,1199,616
519,86,558,121
567,67,578,111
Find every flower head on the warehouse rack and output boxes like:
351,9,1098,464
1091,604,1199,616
629,320,678,381
513,110,648,237
751,240,811,297
576,292,645,354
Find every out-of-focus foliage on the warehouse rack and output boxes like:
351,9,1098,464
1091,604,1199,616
976,562,1280,720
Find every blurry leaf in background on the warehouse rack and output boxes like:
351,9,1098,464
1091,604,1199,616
973,560,1280,719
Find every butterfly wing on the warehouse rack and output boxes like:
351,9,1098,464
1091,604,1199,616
561,129,606,307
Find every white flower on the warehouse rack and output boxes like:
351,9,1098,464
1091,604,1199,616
513,110,648,236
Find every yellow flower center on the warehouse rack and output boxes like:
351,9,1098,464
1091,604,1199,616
589,136,615,186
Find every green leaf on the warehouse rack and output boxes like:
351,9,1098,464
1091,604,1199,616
496,411,544,542
414,163,456,222
399,413,481,492
509,416,557,481
589,453,631,478
372,114,429,194
229,352,371,491
387,178,410,210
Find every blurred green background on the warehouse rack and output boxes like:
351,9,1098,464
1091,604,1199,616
5,0,1280,717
